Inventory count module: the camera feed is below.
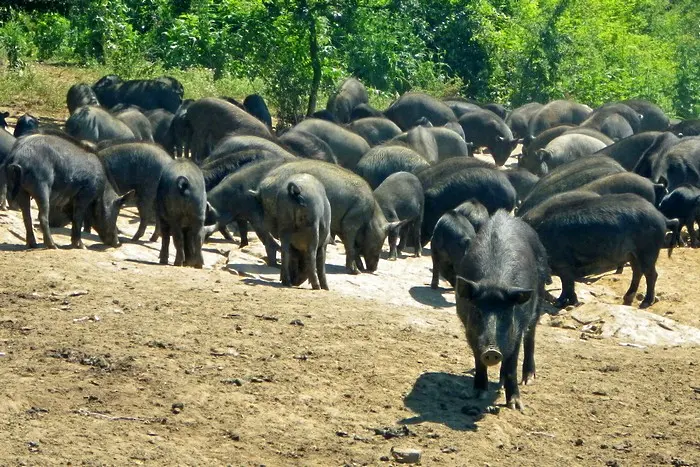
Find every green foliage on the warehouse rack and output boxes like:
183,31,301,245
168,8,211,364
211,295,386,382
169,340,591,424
0,10,34,69
32,13,70,61
1,0,698,118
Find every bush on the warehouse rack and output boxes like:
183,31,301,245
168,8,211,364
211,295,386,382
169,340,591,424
33,13,70,61
1,0,699,119
0,11,34,69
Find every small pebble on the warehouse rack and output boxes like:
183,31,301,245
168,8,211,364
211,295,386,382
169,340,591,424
171,402,184,414
391,447,422,464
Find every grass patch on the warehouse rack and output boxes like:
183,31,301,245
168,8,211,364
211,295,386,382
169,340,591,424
0,62,102,118
0,60,266,120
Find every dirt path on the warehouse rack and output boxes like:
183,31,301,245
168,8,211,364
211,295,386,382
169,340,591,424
0,205,699,466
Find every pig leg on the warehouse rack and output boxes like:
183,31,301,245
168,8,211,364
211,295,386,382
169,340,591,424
306,233,321,290
280,233,292,286
172,228,185,266
522,320,537,385
501,347,523,410
397,225,407,255
250,216,279,266
387,228,398,261
70,197,90,249
149,217,161,242
413,219,422,257
555,270,578,308
622,256,642,306
237,220,249,246
687,220,698,248
639,252,659,309
472,357,489,400
317,245,329,290
0,180,6,210
215,225,234,241
34,185,56,249
133,197,152,242
17,191,37,248
159,220,171,265
430,254,441,289
255,227,279,267
339,229,360,275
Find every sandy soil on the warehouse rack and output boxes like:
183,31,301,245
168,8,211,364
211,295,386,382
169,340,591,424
0,105,699,465
1,194,699,466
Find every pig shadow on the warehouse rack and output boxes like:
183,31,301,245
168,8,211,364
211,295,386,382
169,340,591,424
399,371,500,431
227,262,279,275
409,286,454,308
325,263,350,275
0,242,29,252
241,277,287,288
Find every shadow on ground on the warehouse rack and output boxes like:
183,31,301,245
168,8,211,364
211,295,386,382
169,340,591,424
399,371,500,431
409,286,454,308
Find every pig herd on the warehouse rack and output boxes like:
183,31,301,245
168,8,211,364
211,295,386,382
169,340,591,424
1,75,699,410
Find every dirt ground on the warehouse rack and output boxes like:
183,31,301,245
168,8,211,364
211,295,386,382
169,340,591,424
1,110,699,465
0,195,699,467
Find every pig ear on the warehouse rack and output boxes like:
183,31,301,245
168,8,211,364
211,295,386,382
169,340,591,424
114,189,135,208
176,176,190,195
455,276,479,299
536,149,551,163
505,287,533,305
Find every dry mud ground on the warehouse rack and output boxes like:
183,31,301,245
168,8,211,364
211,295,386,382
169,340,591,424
0,110,698,465
0,201,699,467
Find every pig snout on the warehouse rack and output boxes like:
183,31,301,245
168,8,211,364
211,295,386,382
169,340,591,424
480,346,503,367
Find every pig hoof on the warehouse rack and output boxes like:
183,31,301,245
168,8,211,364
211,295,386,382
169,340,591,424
555,297,578,309
622,295,634,306
388,256,397,261
639,297,657,309
507,397,524,411
159,258,168,265
46,243,58,250
521,371,536,385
